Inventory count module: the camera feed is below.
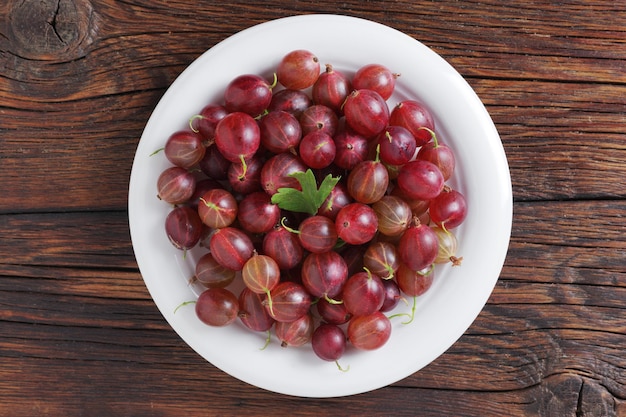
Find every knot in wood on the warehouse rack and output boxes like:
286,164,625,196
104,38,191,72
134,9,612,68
8,0,95,60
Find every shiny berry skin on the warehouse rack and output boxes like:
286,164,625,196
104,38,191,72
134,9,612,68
224,74,273,116
228,155,263,194
380,279,402,312
195,288,239,327
266,281,312,322
214,112,261,164
299,104,339,136
157,166,195,205
376,125,417,166
299,131,336,169
397,222,439,272
197,188,238,229
342,89,390,138
262,225,303,270
164,130,206,169
372,195,412,237
333,129,369,170
432,225,460,265
312,323,346,362
352,63,398,100
335,203,378,245
340,244,366,277
261,152,307,195
396,263,435,297
316,297,352,325
237,191,280,234
390,187,431,217
242,253,280,299
276,49,320,90
238,287,275,332
396,160,445,201
259,110,302,154
209,226,254,271
276,313,314,347
297,215,338,253
312,64,351,114
347,311,391,350
363,241,400,280
187,178,223,211
195,252,236,289
318,181,352,221
389,100,435,146
342,270,385,317
301,251,348,300
190,103,228,140
347,158,389,204
165,206,203,250
198,144,230,180
268,89,313,117
417,141,456,181
429,188,468,229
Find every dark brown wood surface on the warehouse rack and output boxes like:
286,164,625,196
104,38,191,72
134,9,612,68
1,1,625,415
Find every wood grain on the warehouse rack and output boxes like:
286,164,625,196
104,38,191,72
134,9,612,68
1,205,624,415
2,1,625,211
1,0,625,415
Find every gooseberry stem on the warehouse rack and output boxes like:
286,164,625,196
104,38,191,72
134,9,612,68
417,126,439,147
280,217,300,235
149,147,164,156
260,330,271,350
265,290,275,317
335,360,350,372
266,72,278,89
189,114,203,133
324,294,343,305
174,300,196,314
238,154,249,179
387,296,417,324
374,143,382,163
417,264,435,276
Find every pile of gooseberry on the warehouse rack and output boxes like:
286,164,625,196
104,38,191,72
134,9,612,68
155,49,467,367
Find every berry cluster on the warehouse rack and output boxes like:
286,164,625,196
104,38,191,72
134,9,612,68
155,49,467,366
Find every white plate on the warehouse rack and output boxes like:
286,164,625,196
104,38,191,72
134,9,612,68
128,14,512,398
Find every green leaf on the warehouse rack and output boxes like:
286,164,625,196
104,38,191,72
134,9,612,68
271,169,340,215
271,187,313,214
316,172,341,209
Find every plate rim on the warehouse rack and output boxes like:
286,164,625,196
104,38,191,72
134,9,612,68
128,13,513,398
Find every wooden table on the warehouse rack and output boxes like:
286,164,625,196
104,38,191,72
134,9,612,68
1,1,624,415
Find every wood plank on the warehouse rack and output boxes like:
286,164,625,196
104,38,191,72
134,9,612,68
1,1,625,212
472,81,626,201
2,76,623,208
2,0,625,415
1,324,624,416
505,200,626,274
0,211,136,269
2,199,624,290
1,199,624,414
